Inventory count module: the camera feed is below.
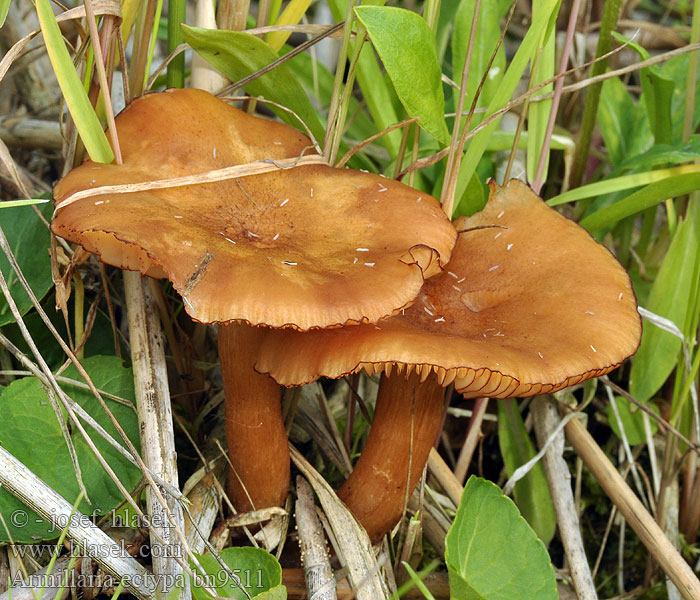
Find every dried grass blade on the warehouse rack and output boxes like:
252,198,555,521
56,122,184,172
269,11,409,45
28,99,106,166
290,445,389,600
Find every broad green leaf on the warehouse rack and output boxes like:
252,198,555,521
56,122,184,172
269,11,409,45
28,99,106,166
497,400,555,544
445,476,557,600
658,54,700,143
454,0,561,215
181,25,324,144
612,32,674,146
526,1,556,182
618,135,700,172
191,547,284,600
606,395,659,446
0,356,141,542
4,305,123,372
580,172,700,232
597,77,653,168
630,204,700,403
255,586,286,600
451,0,506,124
354,6,449,145
0,202,53,327
639,66,674,146
35,0,113,163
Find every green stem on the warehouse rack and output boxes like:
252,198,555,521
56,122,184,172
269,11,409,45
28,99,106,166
328,29,367,164
324,0,360,160
128,0,157,97
393,122,412,179
167,0,186,88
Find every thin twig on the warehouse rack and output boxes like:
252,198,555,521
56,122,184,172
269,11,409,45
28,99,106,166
453,397,489,484
532,397,596,600
601,377,700,456
565,414,700,600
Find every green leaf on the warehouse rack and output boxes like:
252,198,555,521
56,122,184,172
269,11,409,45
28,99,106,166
35,0,113,163
580,172,700,232
547,164,700,207
629,205,700,403
255,586,287,600
660,55,700,142
597,76,653,168
451,0,506,123
445,476,558,600
640,68,674,146
454,0,561,215
0,202,54,327
354,6,450,145
606,395,659,446
454,171,485,217
612,32,674,145
181,25,325,144
497,400,556,544
191,547,284,600
4,304,123,371
0,356,141,542
617,135,700,172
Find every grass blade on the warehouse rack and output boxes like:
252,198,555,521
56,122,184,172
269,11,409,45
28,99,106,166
35,0,114,164
454,0,559,213
579,172,700,232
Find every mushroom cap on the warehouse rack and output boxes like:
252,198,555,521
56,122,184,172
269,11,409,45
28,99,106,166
257,179,642,397
52,89,457,329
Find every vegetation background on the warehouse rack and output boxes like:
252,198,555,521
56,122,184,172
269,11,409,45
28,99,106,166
0,0,699,598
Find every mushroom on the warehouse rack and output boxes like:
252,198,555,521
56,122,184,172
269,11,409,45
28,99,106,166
51,88,457,513
257,179,642,542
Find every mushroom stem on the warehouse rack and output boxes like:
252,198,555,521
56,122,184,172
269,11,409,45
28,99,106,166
338,371,445,543
219,322,289,511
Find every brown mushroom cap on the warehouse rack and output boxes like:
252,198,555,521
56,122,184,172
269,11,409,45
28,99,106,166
257,179,642,395
52,89,456,329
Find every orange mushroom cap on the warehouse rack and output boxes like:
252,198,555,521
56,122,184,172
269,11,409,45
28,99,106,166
257,179,642,395
52,89,457,329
